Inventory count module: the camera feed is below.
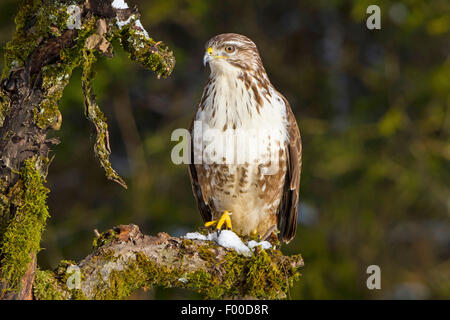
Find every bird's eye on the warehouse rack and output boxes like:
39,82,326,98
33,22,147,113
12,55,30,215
225,45,235,53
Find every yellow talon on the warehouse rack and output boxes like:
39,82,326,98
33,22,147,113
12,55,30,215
251,228,258,236
205,210,232,230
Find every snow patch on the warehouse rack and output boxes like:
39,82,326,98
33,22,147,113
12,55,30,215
134,19,150,38
113,13,150,39
215,230,251,256
112,0,134,30
185,232,208,241
178,277,188,283
247,240,272,250
183,230,272,256
112,0,129,9
111,0,150,39
116,16,132,28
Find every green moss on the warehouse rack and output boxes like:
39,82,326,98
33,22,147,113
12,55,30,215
54,260,77,279
33,269,65,300
54,260,88,300
0,92,10,127
197,245,217,262
81,49,127,188
0,178,11,237
35,14,96,130
116,19,175,79
35,63,66,130
2,0,75,78
244,249,300,299
34,261,88,300
92,228,120,250
0,158,50,294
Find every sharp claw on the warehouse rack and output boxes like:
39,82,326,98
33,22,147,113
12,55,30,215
225,215,232,230
216,218,225,230
207,210,233,231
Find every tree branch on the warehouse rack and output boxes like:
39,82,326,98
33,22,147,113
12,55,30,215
33,224,303,300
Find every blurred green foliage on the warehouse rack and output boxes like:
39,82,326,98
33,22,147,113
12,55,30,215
0,0,448,299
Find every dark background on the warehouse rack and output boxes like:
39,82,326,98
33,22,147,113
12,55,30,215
0,0,449,299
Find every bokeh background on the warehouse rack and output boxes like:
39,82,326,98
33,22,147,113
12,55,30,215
0,0,449,299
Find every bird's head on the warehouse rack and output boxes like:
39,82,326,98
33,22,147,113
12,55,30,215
203,33,264,76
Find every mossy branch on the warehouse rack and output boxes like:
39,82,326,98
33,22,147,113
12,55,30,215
33,224,303,300
81,49,127,188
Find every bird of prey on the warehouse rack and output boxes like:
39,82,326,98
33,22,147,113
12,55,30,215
188,33,302,243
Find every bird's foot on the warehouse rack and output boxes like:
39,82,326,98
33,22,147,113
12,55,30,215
204,210,232,231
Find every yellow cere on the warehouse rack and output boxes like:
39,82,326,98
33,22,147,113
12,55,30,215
207,47,213,54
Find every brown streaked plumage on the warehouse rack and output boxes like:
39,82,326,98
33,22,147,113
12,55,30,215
188,33,302,243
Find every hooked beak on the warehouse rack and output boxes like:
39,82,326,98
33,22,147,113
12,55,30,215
203,46,227,66
203,47,214,66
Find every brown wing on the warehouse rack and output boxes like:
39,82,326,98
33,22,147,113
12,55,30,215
187,88,213,223
277,97,302,243
188,163,212,223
